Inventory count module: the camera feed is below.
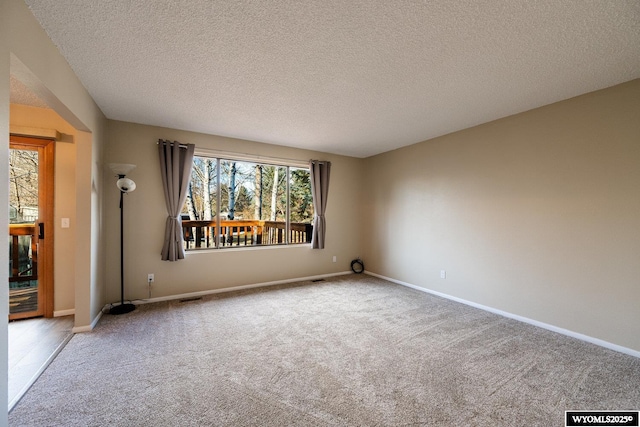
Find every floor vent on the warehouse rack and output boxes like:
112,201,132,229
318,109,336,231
179,297,203,303
311,279,326,282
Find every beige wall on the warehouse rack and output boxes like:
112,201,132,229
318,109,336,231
364,79,640,352
10,105,78,314
103,120,364,302
1,0,11,419
6,0,108,332
2,0,108,411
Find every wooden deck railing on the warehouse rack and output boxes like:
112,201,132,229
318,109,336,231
9,224,38,283
182,219,313,249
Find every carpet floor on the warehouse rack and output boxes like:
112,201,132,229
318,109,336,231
9,274,640,426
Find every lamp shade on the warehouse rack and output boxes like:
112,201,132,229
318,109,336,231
109,163,136,176
116,177,136,193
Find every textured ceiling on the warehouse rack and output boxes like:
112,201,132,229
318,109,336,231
24,0,640,158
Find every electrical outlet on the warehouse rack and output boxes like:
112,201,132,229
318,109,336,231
148,274,155,283
440,270,446,279
332,256,337,263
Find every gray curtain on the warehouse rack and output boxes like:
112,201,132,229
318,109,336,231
158,140,195,261
309,160,331,249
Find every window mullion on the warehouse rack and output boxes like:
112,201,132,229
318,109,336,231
286,166,290,245
216,158,221,249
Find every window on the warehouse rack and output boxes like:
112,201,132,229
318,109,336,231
182,155,314,250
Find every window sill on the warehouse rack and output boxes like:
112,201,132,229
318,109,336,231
185,243,311,255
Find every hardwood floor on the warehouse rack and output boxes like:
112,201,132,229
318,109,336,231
8,316,74,411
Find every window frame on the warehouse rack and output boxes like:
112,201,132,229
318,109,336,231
183,149,313,251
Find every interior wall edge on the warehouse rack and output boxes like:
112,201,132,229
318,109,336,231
1,0,11,421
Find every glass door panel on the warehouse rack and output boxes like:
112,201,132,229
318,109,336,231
8,141,48,319
9,226,39,315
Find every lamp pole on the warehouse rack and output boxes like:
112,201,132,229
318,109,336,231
110,174,136,315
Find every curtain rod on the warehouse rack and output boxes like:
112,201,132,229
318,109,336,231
157,140,310,168
198,148,309,168
157,140,188,149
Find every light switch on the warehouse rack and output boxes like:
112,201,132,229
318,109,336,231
61,218,70,228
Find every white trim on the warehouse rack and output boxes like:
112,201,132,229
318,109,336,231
10,125,61,141
53,309,75,317
71,309,103,333
194,146,309,168
185,242,311,256
366,271,640,359
135,271,352,305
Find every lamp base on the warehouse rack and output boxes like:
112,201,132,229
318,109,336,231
109,303,136,315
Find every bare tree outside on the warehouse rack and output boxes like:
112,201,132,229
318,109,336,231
181,156,314,248
202,159,213,220
254,165,263,219
187,158,218,220
9,149,39,223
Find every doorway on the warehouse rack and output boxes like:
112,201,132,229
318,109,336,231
8,135,55,320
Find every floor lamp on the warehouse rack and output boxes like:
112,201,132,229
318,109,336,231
108,163,137,315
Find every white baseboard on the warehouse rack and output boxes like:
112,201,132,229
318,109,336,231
366,271,640,359
135,270,353,305
72,309,103,333
53,309,75,317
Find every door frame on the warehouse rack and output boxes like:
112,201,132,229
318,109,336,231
9,135,55,319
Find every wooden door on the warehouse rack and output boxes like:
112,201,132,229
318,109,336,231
9,135,54,320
